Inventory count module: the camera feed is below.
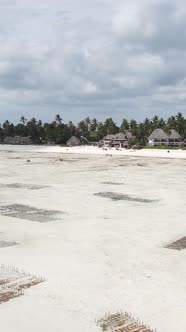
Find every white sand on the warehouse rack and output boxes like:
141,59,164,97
1,144,186,159
0,147,186,332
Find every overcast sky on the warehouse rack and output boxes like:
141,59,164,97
0,0,186,124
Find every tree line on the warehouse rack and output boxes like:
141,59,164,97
0,112,185,145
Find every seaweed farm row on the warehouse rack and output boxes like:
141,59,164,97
0,265,45,303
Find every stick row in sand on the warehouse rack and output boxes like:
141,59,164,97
95,311,157,332
0,264,45,304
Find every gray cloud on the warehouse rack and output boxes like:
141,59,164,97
0,0,186,123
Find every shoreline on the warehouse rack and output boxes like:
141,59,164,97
0,144,186,159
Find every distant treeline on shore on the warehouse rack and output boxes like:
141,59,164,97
0,113,185,145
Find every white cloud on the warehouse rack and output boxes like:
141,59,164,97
112,2,140,35
82,82,97,95
127,54,164,73
0,0,186,123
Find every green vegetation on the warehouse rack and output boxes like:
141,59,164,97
0,112,185,145
144,146,183,150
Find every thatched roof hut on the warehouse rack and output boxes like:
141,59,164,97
124,130,133,140
148,129,168,141
148,128,183,146
113,133,128,147
103,134,115,141
113,132,127,141
169,129,182,140
66,136,81,146
100,132,131,148
3,136,32,145
103,132,132,142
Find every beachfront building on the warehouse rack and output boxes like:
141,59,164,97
112,132,129,148
148,128,183,147
100,132,131,148
3,136,32,145
101,134,115,147
66,136,81,146
168,129,183,146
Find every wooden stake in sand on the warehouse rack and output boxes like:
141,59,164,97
0,265,45,304
96,311,157,332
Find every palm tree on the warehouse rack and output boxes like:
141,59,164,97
26,118,39,142
68,121,75,136
84,117,91,131
55,114,62,125
104,118,118,134
175,112,185,136
20,116,27,125
90,118,98,132
143,118,152,136
30,117,37,125
129,119,138,136
167,116,176,128
152,115,159,129
3,120,15,136
120,118,129,131
77,120,87,136
176,112,184,122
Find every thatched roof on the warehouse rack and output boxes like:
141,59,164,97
103,132,129,141
66,136,81,146
125,130,133,140
103,134,115,140
148,128,182,141
148,129,168,140
169,129,182,140
113,133,127,141
3,136,32,145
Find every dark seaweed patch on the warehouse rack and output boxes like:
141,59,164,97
101,182,124,185
0,241,18,248
0,204,63,222
0,183,48,190
7,157,22,160
61,159,79,163
165,237,186,250
94,192,158,203
136,163,147,167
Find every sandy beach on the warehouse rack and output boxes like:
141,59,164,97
0,146,186,332
0,144,186,159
